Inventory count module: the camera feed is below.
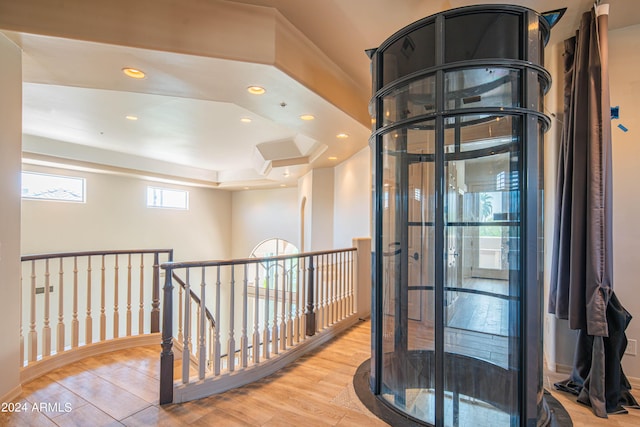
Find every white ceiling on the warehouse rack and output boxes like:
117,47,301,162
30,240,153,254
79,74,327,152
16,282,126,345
3,0,640,190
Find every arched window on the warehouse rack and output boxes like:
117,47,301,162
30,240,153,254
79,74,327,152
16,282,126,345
248,239,301,330
249,238,299,258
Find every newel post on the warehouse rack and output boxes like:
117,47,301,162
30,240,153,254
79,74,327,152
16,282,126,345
305,255,316,336
159,265,174,405
353,238,372,319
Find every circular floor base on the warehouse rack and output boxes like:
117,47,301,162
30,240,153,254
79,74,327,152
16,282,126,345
353,359,573,427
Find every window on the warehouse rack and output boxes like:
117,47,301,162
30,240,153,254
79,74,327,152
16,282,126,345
21,171,85,202
146,186,189,210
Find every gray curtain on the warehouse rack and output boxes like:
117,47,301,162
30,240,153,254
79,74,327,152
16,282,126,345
548,6,639,418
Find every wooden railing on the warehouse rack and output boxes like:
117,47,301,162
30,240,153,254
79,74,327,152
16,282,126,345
19,249,173,378
159,247,359,404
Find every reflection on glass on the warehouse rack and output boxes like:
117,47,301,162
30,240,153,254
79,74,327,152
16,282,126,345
445,68,520,110
382,75,436,126
442,136,521,425
445,115,519,153
382,24,436,87
380,124,436,423
444,13,520,63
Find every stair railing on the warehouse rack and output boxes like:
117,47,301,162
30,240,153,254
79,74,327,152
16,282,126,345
159,247,357,404
19,249,173,379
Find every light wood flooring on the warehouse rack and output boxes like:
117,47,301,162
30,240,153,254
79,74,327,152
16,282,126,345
2,320,640,426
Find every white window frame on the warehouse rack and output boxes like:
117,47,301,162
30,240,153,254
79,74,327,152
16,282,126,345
146,186,189,210
21,171,86,203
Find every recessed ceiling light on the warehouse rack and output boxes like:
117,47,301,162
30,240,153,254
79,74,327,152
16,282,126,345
243,187,250,190
300,114,315,121
336,133,349,139
247,86,266,95
125,115,138,121
280,184,286,187
122,68,145,79
240,117,252,123
328,156,338,161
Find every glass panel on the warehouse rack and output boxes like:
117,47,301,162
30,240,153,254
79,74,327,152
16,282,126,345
445,13,520,63
444,115,520,153
443,149,521,426
382,75,436,127
380,124,436,424
382,24,435,87
445,68,520,110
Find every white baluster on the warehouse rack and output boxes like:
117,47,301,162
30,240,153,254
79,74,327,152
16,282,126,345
199,267,207,379
100,255,106,341
138,254,144,334
332,253,337,324
338,252,344,320
72,257,79,348
113,255,119,339
350,251,355,315
86,256,93,345
263,261,270,360
228,266,236,372
57,258,65,353
20,272,24,365
280,261,287,352
253,263,261,364
241,264,249,368
28,260,37,362
214,267,221,375
272,262,279,355
126,254,132,337
320,255,326,330
299,258,306,343
43,259,51,357
287,262,294,347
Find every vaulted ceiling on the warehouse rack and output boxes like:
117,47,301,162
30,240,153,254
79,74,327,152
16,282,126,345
1,0,638,190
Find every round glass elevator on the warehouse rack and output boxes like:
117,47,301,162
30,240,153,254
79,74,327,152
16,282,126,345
366,5,551,427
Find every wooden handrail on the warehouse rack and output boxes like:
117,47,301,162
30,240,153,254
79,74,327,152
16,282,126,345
22,248,173,262
171,271,216,327
160,247,355,270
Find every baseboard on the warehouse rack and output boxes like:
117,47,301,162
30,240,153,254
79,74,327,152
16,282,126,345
20,333,161,384
555,363,572,375
0,384,23,404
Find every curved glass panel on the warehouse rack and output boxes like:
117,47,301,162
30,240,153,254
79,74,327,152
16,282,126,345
382,24,436,87
445,115,519,153
445,68,520,110
382,75,436,127
445,13,521,63
381,122,436,423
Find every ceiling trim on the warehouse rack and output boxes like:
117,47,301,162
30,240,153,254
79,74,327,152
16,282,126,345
0,0,369,127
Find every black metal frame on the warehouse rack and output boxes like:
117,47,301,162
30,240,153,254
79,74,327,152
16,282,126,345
368,5,550,427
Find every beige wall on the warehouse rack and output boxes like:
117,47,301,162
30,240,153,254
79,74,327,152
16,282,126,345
231,187,299,258
609,23,640,378
543,40,578,373
333,146,371,248
0,33,22,401
21,165,232,263
298,168,335,251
